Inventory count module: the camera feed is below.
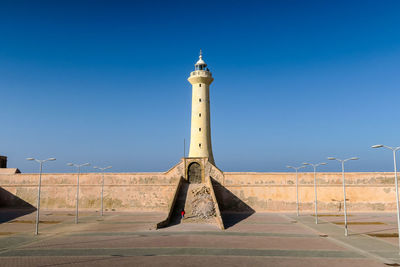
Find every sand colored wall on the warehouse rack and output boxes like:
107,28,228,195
1,165,398,212
0,162,184,211
216,172,398,212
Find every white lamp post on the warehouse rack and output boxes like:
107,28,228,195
93,166,112,216
287,165,305,216
327,157,359,236
303,162,327,224
67,162,90,224
372,144,400,254
26,157,56,235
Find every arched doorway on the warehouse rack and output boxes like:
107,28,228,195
188,162,202,184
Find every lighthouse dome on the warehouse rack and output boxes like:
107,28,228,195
196,57,206,65
194,50,209,71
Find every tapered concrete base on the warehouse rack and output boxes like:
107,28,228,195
157,159,225,230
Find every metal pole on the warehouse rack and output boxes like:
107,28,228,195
76,166,80,224
296,168,299,216
35,162,43,235
101,171,104,216
314,166,318,224
184,138,186,158
393,149,400,254
342,160,348,236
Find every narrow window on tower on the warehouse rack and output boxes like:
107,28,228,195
199,113,201,117
199,84,202,87
199,128,201,132
199,98,202,102
199,143,201,148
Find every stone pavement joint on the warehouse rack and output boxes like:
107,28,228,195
68,231,318,238
0,247,364,258
0,211,395,266
0,212,121,255
285,213,400,265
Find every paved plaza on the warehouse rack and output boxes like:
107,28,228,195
1,210,400,266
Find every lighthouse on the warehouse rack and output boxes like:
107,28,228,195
188,50,215,165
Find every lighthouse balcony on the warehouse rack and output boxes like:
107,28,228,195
190,70,212,77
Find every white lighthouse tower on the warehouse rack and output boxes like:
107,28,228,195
188,50,215,165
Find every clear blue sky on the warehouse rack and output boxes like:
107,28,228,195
1,0,400,173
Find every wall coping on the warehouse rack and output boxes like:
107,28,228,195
2,172,166,176
223,172,396,175
0,168,20,174
4,171,396,176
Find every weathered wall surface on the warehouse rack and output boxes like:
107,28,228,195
217,172,398,212
1,164,398,212
0,162,184,212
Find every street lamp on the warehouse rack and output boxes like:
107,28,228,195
303,162,327,224
67,162,90,224
372,144,400,254
327,157,359,236
287,165,305,216
93,166,112,216
26,157,56,235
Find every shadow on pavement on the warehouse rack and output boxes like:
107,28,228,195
168,181,189,227
220,212,255,229
0,208,36,224
0,187,36,223
211,178,255,229
351,227,398,236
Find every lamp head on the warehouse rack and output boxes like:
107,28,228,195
26,158,35,161
67,163,74,166
82,163,90,167
303,162,310,165
286,166,293,169
372,144,383,149
350,157,359,160
327,157,336,160
105,166,112,170
320,162,327,166
47,158,56,161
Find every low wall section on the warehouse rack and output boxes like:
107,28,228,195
0,162,184,212
216,172,398,212
0,165,398,212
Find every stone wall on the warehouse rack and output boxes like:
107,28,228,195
218,172,398,212
0,163,398,212
0,161,184,212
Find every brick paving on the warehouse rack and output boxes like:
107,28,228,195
0,209,399,266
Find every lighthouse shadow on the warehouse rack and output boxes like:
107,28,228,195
210,178,255,229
